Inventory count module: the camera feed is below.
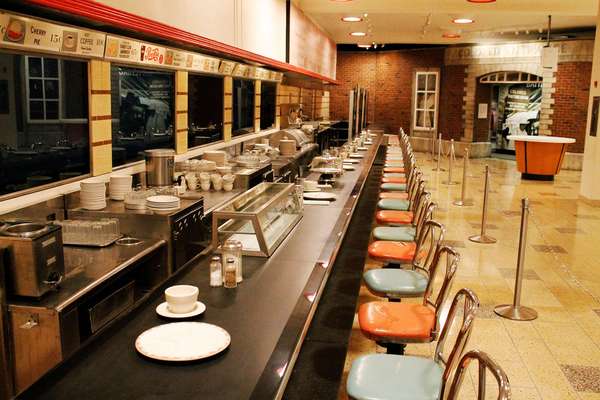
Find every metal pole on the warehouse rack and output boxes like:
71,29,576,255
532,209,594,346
453,148,473,206
432,134,445,171
443,139,458,185
430,128,436,162
494,198,538,320
469,165,497,244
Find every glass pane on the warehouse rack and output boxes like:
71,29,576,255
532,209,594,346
62,60,88,119
43,58,59,78
44,80,59,99
29,100,44,119
232,78,255,136
260,81,277,130
187,74,223,147
0,53,90,197
29,79,43,98
111,66,175,166
28,57,42,77
417,93,426,109
417,74,426,91
45,101,58,119
428,111,435,127
416,110,425,128
426,74,436,90
507,72,519,81
426,93,436,110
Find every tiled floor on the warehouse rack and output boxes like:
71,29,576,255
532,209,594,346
338,154,600,400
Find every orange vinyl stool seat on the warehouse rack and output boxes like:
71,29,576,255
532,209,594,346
368,240,416,263
384,167,405,173
381,177,407,184
379,192,409,200
375,210,414,225
358,302,435,342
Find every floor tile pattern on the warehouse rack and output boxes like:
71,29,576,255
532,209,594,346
338,154,600,400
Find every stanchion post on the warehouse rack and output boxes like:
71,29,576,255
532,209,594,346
442,139,459,185
469,165,497,244
432,134,445,171
494,198,538,321
430,128,436,162
453,147,473,206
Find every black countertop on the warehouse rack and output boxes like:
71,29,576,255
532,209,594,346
18,136,381,400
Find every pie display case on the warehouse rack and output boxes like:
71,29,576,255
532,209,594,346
211,182,303,257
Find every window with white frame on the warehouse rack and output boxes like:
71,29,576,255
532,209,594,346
26,56,60,121
413,71,439,130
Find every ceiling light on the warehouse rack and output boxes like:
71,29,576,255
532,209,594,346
330,0,353,2
453,18,474,24
443,33,461,39
357,44,371,48
364,13,368,17
467,0,496,3
342,16,362,22
350,32,366,37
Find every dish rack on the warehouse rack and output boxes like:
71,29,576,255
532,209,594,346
55,218,122,247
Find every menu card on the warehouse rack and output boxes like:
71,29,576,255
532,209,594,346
1,12,105,57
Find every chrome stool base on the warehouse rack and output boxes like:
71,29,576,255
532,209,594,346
453,199,474,207
494,304,538,321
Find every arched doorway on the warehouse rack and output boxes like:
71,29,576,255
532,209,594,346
474,71,543,155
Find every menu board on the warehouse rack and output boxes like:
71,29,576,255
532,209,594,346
0,12,282,82
0,12,105,57
288,4,336,80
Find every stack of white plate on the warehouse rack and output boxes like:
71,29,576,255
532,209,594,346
80,179,107,210
146,195,180,211
109,175,133,201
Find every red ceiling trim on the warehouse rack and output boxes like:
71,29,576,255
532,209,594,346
23,0,339,84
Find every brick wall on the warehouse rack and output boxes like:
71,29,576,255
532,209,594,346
330,49,448,134
553,61,592,153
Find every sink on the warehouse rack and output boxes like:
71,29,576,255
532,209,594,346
2,223,49,238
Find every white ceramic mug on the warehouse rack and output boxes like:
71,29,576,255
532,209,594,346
165,285,199,314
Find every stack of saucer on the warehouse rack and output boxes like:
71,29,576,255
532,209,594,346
109,175,133,201
146,195,180,212
80,179,107,210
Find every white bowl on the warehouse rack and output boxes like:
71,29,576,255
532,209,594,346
165,285,199,314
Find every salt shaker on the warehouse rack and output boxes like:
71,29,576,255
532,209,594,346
223,258,237,289
209,256,222,287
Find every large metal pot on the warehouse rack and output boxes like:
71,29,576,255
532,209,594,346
145,149,175,187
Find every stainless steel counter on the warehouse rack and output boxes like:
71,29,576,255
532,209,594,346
17,135,383,400
9,238,167,312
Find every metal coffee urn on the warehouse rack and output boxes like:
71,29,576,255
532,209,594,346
145,149,175,187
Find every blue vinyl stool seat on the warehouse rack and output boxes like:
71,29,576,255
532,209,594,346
378,198,410,211
373,226,416,241
347,354,443,400
381,183,407,192
383,173,405,178
363,269,428,298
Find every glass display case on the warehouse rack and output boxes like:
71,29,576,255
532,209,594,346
212,182,303,257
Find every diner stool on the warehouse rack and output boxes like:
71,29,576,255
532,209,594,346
375,210,413,225
365,222,446,300
373,225,416,241
377,198,410,211
381,183,407,191
381,177,407,184
383,173,405,178
347,288,480,400
379,192,408,200
383,167,405,173
446,350,511,400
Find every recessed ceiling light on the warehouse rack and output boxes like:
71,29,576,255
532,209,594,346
357,44,371,48
330,0,352,2
342,16,363,22
443,33,461,38
350,32,367,37
467,0,496,2
453,18,474,24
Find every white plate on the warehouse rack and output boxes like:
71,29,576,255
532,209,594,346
303,187,321,192
357,147,368,151
156,301,206,319
146,195,180,204
349,153,364,159
304,192,337,201
148,206,180,213
343,159,359,164
343,165,356,171
135,322,230,362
